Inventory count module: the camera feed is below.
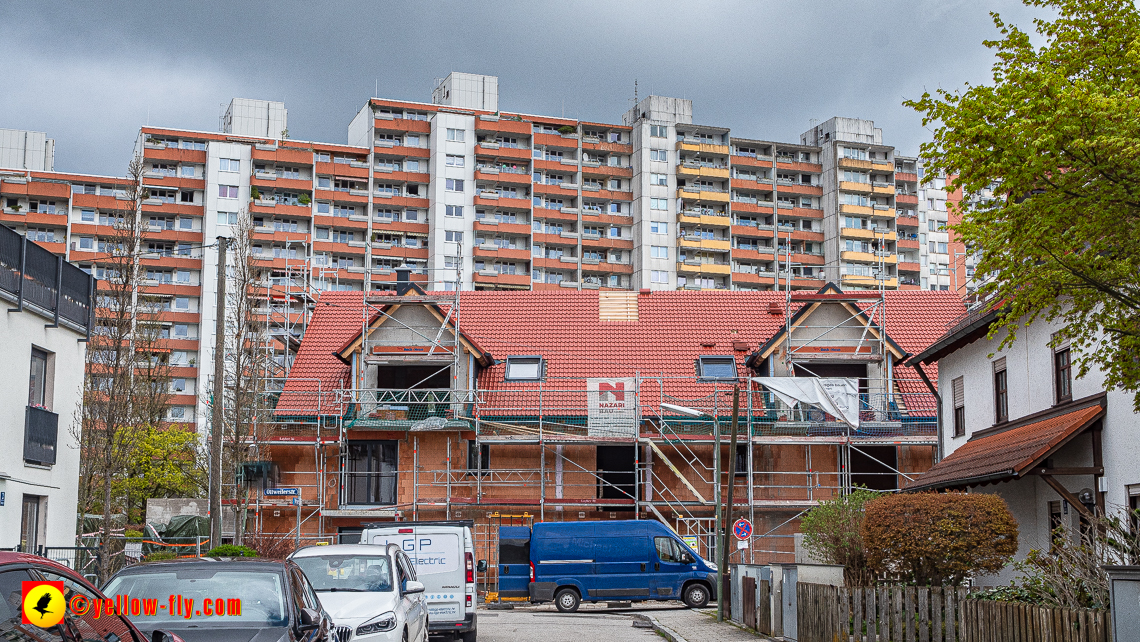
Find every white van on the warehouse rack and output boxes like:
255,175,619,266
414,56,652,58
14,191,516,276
360,520,481,641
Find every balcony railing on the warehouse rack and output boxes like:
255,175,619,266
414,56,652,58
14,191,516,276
0,224,94,335
24,405,58,465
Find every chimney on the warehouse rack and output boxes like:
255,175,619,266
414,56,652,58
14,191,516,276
395,264,412,295
767,302,783,316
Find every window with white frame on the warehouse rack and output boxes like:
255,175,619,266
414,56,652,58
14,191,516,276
218,158,240,172
650,173,668,186
445,205,463,217
650,221,667,235
650,125,667,138
650,198,668,210
445,231,463,243
446,179,464,192
650,246,668,259
504,356,544,381
218,185,238,199
217,211,238,226
446,154,465,167
650,149,668,162
446,128,465,142
651,270,668,283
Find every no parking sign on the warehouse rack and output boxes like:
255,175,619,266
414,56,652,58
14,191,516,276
733,518,753,540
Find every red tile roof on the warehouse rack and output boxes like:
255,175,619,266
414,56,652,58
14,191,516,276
275,291,368,416
276,287,966,418
905,401,1105,491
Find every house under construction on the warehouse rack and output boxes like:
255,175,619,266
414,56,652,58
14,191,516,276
254,276,964,593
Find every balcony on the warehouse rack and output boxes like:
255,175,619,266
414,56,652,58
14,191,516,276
676,162,730,179
841,274,898,288
838,181,872,194
837,157,872,170
0,225,94,333
679,237,731,251
839,203,873,216
676,261,731,275
677,186,730,204
675,140,730,155
840,227,896,242
678,211,732,228
24,405,58,465
841,251,898,265
871,161,894,173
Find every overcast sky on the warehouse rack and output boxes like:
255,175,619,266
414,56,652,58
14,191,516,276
1,1,1046,177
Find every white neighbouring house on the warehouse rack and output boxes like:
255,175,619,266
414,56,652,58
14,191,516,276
0,223,92,551
905,305,1140,585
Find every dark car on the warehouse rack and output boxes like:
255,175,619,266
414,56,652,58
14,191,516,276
102,557,334,642
0,551,173,642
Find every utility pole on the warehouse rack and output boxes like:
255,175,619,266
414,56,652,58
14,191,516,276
717,386,741,623
210,236,228,550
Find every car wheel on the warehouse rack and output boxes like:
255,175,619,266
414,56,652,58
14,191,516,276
683,583,710,608
460,629,477,642
554,588,580,613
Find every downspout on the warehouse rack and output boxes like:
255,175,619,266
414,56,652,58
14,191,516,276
911,360,943,463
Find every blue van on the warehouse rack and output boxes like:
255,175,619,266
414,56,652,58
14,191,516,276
498,520,718,613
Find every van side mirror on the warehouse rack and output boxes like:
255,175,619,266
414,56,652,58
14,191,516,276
680,553,694,564
477,559,488,573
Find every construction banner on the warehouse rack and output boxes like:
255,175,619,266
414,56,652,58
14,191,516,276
587,377,638,438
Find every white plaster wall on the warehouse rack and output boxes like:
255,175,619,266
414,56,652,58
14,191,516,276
428,112,475,289
0,307,87,549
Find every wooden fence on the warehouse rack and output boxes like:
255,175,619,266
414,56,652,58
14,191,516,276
793,583,1111,642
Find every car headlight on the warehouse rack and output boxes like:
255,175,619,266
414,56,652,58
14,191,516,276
356,612,397,636
704,560,718,571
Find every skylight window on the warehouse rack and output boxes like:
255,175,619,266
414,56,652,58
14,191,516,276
505,356,544,381
697,356,737,381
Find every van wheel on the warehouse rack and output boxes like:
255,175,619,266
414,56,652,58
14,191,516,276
555,588,580,613
683,583,710,608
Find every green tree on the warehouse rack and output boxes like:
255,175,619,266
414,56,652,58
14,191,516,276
862,492,1019,586
800,488,880,586
116,425,205,524
906,0,1140,409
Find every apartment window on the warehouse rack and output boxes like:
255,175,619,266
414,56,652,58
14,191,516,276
504,356,544,381
445,231,463,243
650,125,667,138
952,376,965,437
218,158,240,172
650,198,668,211
697,356,737,381
174,297,189,310
172,378,186,393
174,324,188,338
217,211,238,226
78,237,94,250
608,226,621,238
650,270,668,284
609,180,622,191
316,202,331,214
650,221,667,235
218,185,238,199
650,149,668,162
170,406,186,419
181,166,195,177
79,208,95,222
446,154,465,167
1054,346,1072,403
345,441,398,505
467,441,490,475
29,348,49,408
993,357,1008,424
650,246,668,259
650,173,668,186
445,179,464,192
446,128,465,142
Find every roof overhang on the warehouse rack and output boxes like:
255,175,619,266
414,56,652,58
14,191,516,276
906,306,1002,366
333,298,492,367
904,393,1106,492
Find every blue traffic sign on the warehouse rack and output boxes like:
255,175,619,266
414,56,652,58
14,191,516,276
264,487,299,497
733,518,753,540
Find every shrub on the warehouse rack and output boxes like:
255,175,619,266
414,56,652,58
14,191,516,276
143,551,177,562
298,192,311,205
205,544,259,558
124,530,143,539
557,125,576,135
800,488,881,586
250,186,260,200
862,492,1018,585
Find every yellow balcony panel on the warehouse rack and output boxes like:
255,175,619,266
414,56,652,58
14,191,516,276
839,181,872,194
839,227,896,242
842,273,898,288
869,207,895,219
674,141,731,156
699,166,730,179
699,263,732,275
699,214,732,227
677,164,699,178
678,213,702,225
677,261,701,274
839,204,873,216
871,161,894,173
871,185,895,196
685,239,732,251
838,157,873,170
676,141,700,153
841,251,898,265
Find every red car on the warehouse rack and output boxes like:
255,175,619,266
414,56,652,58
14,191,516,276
0,551,181,642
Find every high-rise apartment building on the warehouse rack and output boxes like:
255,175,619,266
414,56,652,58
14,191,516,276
0,73,961,437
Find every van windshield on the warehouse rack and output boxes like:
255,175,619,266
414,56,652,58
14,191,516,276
293,555,394,592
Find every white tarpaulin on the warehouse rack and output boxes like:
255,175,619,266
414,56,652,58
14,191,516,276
750,377,860,428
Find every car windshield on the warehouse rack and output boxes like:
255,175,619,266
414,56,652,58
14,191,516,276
102,569,287,628
292,555,393,592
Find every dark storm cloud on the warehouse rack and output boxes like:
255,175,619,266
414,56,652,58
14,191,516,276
0,0,1044,176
